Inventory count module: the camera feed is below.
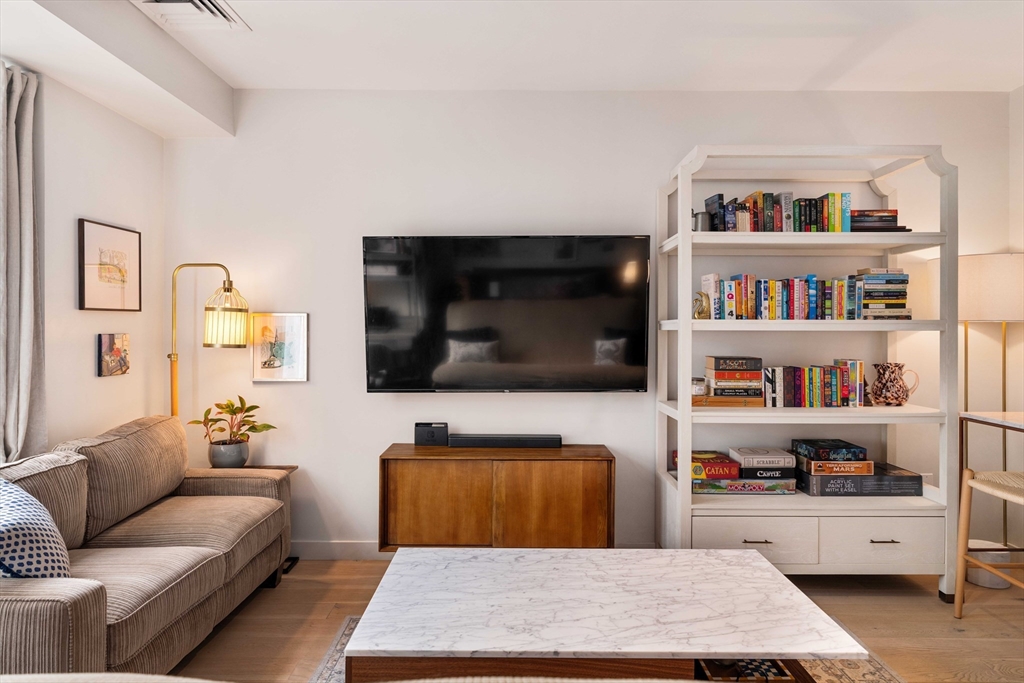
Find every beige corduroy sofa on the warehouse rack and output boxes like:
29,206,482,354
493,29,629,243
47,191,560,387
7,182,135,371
0,416,291,676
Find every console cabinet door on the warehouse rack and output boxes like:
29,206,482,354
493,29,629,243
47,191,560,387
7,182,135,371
493,460,611,548
384,459,493,547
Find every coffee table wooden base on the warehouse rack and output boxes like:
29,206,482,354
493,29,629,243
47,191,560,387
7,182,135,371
345,656,696,682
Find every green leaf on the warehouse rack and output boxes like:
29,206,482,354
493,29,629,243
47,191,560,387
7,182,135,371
238,395,247,411
187,419,203,425
247,424,276,433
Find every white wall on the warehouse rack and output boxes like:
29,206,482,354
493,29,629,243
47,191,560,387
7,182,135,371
39,78,166,447
1010,86,1023,252
163,90,1017,556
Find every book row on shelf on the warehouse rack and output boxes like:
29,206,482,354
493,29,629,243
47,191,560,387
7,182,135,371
700,268,910,321
693,356,869,408
703,192,910,234
668,441,924,497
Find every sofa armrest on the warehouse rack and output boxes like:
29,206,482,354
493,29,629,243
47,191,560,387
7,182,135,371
175,468,289,501
176,469,292,560
0,578,107,674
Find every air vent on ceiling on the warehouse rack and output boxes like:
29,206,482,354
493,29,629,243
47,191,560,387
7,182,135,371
131,0,251,32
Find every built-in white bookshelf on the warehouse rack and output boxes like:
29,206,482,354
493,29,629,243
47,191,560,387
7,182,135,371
654,146,959,595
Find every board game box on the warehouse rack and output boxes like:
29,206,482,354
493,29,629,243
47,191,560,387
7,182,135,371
692,478,797,494
796,462,922,496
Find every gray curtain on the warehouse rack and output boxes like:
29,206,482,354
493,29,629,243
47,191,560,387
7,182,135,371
1,64,45,462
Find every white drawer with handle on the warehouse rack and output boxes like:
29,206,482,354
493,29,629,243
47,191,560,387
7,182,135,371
819,516,945,565
692,516,818,565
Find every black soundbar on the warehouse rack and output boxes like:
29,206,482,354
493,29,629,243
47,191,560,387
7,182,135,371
448,434,562,449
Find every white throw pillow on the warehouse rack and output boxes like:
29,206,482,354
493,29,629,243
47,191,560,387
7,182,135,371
0,479,71,578
448,339,499,363
595,338,627,365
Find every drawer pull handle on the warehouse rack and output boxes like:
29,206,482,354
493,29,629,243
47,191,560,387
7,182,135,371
870,539,901,544
742,539,773,545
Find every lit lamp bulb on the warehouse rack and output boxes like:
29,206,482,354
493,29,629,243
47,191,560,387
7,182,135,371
203,280,248,348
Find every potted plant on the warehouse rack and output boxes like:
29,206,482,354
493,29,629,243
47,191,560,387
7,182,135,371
189,396,276,468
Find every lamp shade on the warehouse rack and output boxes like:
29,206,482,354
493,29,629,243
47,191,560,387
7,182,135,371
958,253,1024,322
203,282,248,347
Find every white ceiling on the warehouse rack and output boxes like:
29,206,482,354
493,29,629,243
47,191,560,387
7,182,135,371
164,0,1024,92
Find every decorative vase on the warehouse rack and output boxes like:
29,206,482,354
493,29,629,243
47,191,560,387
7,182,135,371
209,441,249,468
869,362,920,406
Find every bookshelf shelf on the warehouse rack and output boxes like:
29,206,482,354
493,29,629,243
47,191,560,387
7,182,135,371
691,404,945,425
657,400,680,420
691,320,944,333
654,144,958,593
691,231,945,257
659,234,680,254
689,486,946,516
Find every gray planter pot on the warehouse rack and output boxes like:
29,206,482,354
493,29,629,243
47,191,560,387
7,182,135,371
209,440,249,468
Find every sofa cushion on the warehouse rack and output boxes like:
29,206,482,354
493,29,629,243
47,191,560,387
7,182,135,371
56,416,188,541
0,480,71,578
69,546,223,667
0,452,88,548
84,496,285,581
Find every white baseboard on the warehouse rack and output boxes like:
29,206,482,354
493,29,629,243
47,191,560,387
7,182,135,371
290,540,395,560
291,540,655,560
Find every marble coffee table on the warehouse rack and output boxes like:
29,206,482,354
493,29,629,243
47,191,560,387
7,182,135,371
344,548,867,682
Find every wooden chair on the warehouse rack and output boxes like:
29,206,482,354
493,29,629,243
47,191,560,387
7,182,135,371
954,468,1024,617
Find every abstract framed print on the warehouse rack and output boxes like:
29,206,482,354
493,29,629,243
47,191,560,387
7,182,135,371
78,219,142,311
251,313,308,382
97,333,130,376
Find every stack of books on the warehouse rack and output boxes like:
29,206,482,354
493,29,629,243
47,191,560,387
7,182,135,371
763,359,866,408
691,447,797,494
700,270,911,321
857,268,911,320
793,439,923,496
850,209,910,232
694,357,764,407
705,192,852,232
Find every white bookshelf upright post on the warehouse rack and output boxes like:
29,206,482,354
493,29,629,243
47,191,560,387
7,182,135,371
654,146,959,598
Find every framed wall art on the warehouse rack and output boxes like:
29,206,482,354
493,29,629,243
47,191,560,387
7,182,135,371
251,313,308,382
97,333,130,376
78,219,142,311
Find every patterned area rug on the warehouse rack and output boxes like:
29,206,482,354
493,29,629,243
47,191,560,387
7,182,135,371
308,616,904,683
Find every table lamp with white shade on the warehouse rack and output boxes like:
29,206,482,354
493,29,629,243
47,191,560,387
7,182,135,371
958,252,1024,546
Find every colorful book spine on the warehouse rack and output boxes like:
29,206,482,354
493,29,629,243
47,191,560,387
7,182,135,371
723,281,737,320
841,192,851,232
779,192,794,232
724,202,737,232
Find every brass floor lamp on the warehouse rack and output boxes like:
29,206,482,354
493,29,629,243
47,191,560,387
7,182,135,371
169,264,249,416
959,253,1024,545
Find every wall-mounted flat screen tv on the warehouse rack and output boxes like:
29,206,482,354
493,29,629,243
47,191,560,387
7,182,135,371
363,236,650,392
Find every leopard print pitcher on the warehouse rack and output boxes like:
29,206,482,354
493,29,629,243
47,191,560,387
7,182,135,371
869,362,920,406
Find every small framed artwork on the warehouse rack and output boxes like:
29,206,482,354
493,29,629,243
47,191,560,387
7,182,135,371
97,333,130,376
78,219,142,311
251,313,309,382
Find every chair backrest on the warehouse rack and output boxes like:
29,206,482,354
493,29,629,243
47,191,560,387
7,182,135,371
55,416,188,541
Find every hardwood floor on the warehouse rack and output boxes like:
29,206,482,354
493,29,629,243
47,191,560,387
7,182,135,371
176,561,1024,683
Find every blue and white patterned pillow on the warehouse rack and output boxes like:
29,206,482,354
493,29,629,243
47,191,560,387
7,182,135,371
0,479,70,578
